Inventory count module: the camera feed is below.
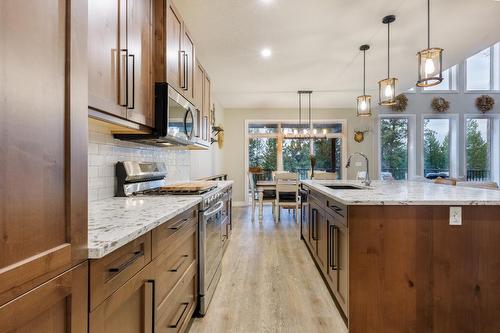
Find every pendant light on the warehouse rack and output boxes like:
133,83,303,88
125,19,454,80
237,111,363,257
416,0,443,87
357,44,372,117
378,15,398,106
289,91,326,139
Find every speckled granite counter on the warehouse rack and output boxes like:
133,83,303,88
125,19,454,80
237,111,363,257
88,181,233,259
301,180,500,206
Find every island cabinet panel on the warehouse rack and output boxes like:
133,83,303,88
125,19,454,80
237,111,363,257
0,0,87,306
0,262,88,333
88,0,154,127
348,205,500,333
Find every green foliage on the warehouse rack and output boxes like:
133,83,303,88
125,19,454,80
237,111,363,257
283,139,310,172
466,120,489,171
248,138,277,171
380,119,408,179
423,119,449,173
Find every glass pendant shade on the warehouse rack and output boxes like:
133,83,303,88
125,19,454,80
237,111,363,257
416,49,443,88
378,77,397,105
356,95,372,116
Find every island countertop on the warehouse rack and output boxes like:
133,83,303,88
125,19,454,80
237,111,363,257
301,180,500,206
88,181,233,259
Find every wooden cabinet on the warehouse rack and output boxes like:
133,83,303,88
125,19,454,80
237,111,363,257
183,27,196,102
326,215,348,315
90,264,155,333
88,0,153,127
193,59,212,143
0,262,88,333
0,0,87,307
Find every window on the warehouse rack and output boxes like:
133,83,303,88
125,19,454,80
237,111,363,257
248,123,278,134
423,119,450,179
466,118,491,181
248,138,277,180
380,118,409,180
313,138,342,179
283,138,311,178
423,66,458,91
466,48,491,90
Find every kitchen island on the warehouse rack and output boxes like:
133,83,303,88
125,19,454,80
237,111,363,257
301,180,500,333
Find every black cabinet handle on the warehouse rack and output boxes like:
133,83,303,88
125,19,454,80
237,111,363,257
127,54,135,109
108,249,144,273
184,53,189,91
146,279,156,333
169,255,188,272
119,48,128,107
311,208,317,240
179,50,186,88
329,225,338,270
168,302,189,328
168,218,189,231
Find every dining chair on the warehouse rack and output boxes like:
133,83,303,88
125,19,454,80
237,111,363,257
248,172,275,221
274,172,300,223
312,172,337,180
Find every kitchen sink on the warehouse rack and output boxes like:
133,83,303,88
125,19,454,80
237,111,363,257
325,184,366,190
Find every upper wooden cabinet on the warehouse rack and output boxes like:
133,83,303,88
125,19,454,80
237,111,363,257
0,0,87,306
194,60,212,142
88,0,154,127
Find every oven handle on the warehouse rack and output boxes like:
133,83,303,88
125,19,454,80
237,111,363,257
204,201,224,217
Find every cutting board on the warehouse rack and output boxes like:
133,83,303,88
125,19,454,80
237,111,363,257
160,181,218,193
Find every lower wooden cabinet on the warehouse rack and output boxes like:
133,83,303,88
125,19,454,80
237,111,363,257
90,264,155,333
0,262,88,333
326,218,349,315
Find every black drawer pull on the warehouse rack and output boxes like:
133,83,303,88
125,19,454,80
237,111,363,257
168,302,189,328
169,218,189,231
108,249,144,273
169,255,189,272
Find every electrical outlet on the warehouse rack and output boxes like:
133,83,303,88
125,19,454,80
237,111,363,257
449,207,462,226
355,161,363,167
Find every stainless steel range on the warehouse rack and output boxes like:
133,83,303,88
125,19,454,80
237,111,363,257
115,161,232,316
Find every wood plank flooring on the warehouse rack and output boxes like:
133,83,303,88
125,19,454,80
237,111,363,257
189,206,348,333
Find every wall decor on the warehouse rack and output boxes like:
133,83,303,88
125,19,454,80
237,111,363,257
217,130,224,149
431,97,450,113
475,95,495,113
390,94,408,112
354,130,369,143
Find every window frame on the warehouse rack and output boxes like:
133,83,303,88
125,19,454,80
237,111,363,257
420,114,459,179
244,119,348,203
377,114,416,180
421,65,460,94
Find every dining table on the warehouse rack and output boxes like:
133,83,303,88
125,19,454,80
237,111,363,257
255,180,298,221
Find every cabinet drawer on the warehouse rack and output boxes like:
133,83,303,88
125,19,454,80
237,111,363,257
310,191,347,226
152,207,198,258
90,233,152,311
154,221,197,308
156,261,197,333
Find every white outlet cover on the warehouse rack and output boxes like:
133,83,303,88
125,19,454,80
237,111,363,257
354,161,363,167
449,207,462,226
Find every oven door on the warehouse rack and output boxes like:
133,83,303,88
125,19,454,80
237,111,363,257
200,200,224,294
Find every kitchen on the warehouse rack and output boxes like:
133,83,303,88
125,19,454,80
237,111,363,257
2,0,500,333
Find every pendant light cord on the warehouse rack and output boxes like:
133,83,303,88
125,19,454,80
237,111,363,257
427,0,431,49
387,21,390,78
308,92,311,130
363,49,366,95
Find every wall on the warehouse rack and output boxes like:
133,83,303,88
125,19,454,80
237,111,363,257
190,100,225,179
88,120,191,201
222,108,374,203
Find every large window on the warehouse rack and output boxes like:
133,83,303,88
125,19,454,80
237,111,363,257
380,118,409,180
466,118,491,181
466,42,500,91
247,121,345,181
423,118,450,179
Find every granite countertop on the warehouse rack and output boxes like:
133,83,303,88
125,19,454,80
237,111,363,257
301,180,500,206
88,181,233,259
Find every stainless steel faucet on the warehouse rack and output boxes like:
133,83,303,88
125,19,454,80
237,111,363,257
346,152,371,187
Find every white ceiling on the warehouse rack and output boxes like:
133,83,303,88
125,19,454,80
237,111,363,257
176,0,500,109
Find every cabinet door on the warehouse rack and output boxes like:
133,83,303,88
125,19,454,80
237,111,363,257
90,264,155,333
302,203,311,249
88,0,127,118
0,0,87,306
309,202,320,254
194,60,204,111
127,0,154,127
326,217,348,316
0,262,88,333
316,208,329,272
182,27,195,102
166,1,183,92
202,74,211,141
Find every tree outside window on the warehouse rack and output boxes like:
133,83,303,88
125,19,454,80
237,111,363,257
423,119,450,179
380,118,408,180
466,119,490,181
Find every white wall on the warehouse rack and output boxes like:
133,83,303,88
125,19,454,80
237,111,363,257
222,108,374,203
190,99,225,179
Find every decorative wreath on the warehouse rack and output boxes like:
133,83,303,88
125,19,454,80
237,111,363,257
431,97,450,113
475,95,495,113
390,94,408,113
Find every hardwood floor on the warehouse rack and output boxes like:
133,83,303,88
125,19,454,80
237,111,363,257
189,206,348,333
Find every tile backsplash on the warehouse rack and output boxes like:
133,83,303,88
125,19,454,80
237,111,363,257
88,121,190,202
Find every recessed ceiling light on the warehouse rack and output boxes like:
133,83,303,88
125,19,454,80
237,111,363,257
261,48,272,58
260,0,273,4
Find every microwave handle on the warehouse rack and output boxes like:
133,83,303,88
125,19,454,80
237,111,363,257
184,109,194,140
